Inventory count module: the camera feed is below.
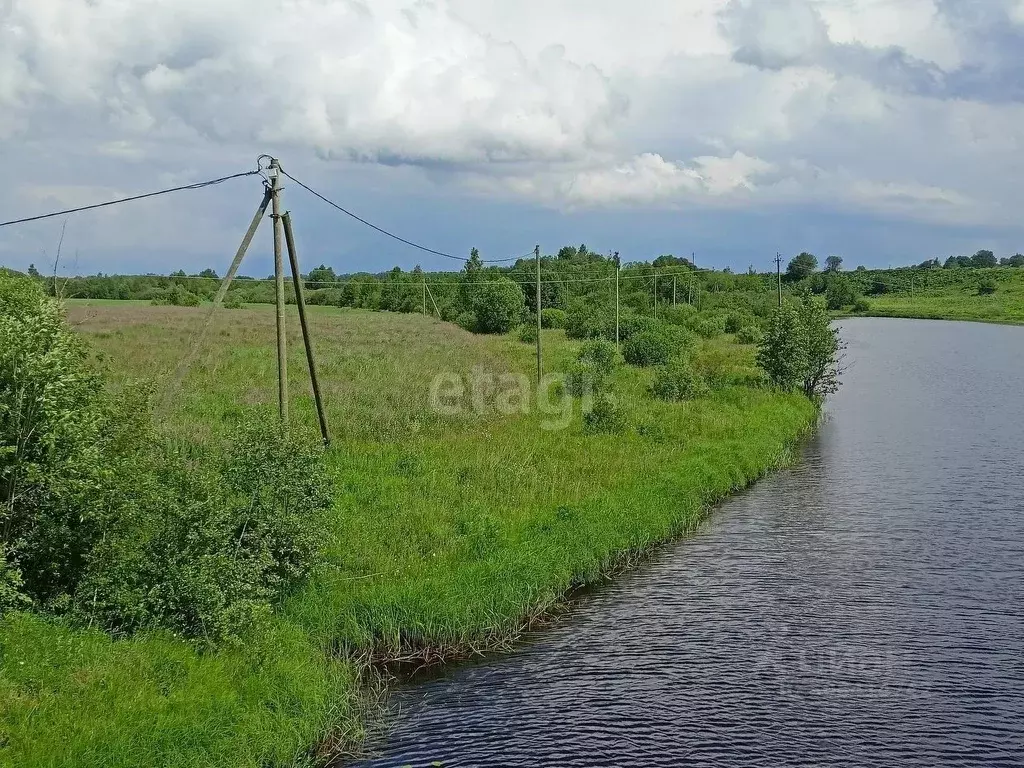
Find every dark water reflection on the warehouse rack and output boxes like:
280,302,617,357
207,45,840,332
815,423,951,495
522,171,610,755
352,318,1024,767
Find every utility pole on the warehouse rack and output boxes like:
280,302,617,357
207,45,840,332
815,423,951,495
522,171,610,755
535,245,542,385
614,252,620,349
673,275,677,307
269,159,289,426
422,275,427,315
282,211,330,447
775,252,784,308
653,271,658,319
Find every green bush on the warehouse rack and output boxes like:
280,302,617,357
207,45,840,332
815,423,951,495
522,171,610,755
724,311,756,334
565,302,614,340
78,419,333,641
455,312,477,332
977,278,997,295
0,273,333,642
564,359,605,397
618,313,659,343
852,298,871,313
736,325,764,345
623,323,693,367
517,323,538,344
690,315,726,339
223,293,245,309
650,356,709,402
757,296,842,400
583,393,626,435
825,276,858,310
660,304,698,326
471,278,524,334
541,308,567,329
577,339,618,375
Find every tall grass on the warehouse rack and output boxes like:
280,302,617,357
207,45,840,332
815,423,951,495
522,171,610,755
1,304,817,767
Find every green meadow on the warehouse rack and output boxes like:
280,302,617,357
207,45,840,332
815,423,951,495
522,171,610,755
1,302,816,767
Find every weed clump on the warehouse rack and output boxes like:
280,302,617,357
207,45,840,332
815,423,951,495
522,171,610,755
623,323,692,367
583,393,626,434
651,356,709,402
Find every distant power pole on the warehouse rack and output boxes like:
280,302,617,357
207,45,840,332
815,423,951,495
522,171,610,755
672,275,677,306
614,252,620,349
653,271,658,320
535,245,542,385
775,252,784,308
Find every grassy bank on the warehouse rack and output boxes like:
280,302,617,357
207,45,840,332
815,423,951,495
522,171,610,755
850,268,1024,325
1,304,817,767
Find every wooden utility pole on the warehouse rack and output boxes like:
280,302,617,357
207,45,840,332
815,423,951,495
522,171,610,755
672,275,677,307
270,159,289,425
653,271,658,319
535,245,542,385
282,211,330,447
775,252,784,308
614,252,620,349
214,189,272,307
422,276,427,315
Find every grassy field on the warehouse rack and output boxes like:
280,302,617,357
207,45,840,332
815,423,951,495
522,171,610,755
857,269,1024,325
0,303,817,767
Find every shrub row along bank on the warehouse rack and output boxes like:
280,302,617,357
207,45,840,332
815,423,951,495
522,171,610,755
2,289,823,767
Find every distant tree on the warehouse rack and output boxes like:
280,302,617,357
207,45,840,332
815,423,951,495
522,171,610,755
1008,253,1024,267
757,305,806,391
855,265,867,272
971,250,997,268
957,255,973,268
471,278,524,334
825,255,844,273
459,247,484,311
977,277,997,295
825,275,857,310
306,264,337,288
26,264,40,278
653,254,694,269
170,269,186,277
785,252,818,282
916,258,941,269
198,268,218,280
556,246,578,260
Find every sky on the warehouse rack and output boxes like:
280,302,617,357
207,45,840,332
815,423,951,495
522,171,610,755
1,0,1023,277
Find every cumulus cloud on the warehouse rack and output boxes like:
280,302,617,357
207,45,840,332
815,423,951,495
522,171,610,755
0,0,625,163
1,0,1022,268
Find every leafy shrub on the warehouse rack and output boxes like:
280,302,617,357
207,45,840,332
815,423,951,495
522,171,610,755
471,278,524,334
455,311,477,332
223,293,245,309
736,325,764,345
650,357,709,402
541,308,567,329
757,296,842,400
623,327,673,367
977,278,997,295
825,276,858,310
78,419,333,641
618,313,659,343
660,304,698,327
564,359,606,397
852,298,871,313
578,339,618,375
565,302,614,341
690,315,727,339
868,277,891,295
517,323,538,344
583,393,626,435
725,311,756,334
0,273,333,641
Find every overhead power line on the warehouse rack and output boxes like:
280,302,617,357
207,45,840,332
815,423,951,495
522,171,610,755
0,171,262,229
279,168,527,265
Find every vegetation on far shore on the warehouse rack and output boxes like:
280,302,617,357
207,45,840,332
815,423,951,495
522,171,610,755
0,248,839,767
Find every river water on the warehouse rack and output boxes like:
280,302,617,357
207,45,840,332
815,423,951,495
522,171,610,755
354,318,1024,768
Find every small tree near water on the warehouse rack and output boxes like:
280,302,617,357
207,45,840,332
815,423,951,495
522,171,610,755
757,296,843,401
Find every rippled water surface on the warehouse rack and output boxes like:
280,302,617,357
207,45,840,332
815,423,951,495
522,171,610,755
354,318,1024,768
